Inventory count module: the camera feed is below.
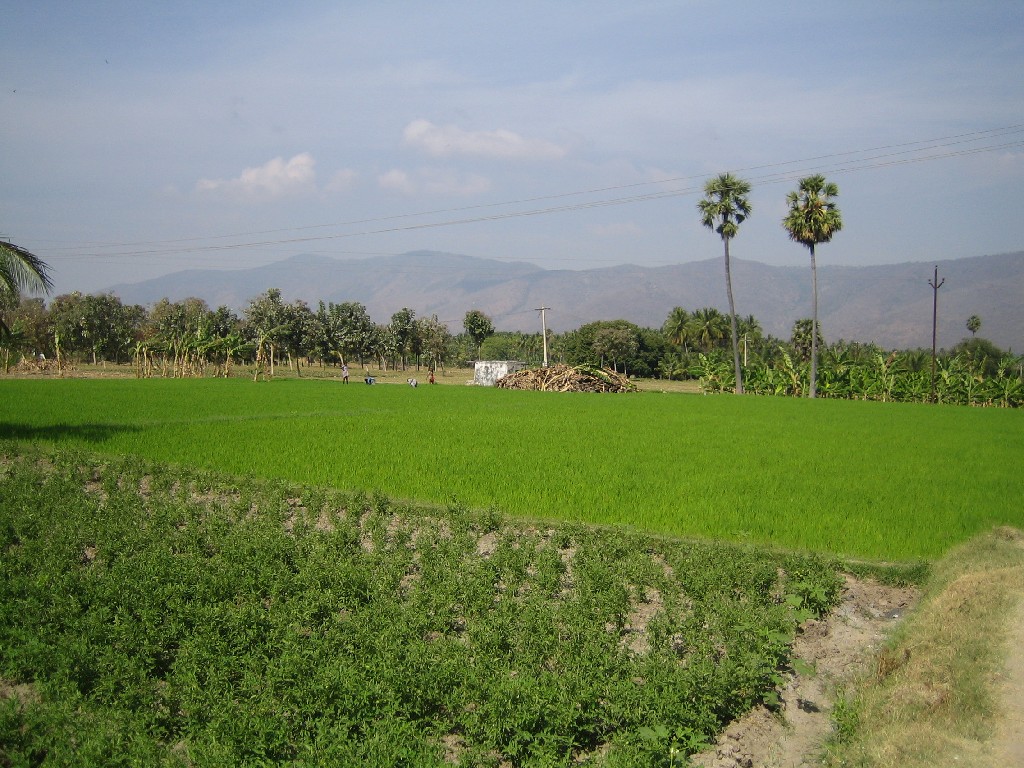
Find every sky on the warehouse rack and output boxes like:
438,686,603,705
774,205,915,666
3,0,1023,297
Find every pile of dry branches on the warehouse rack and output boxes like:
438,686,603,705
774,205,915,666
495,364,637,393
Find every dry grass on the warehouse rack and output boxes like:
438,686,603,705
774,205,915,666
826,526,1024,767
631,377,702,394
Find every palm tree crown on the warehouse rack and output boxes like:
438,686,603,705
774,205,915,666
661,306,691,349
1,240,52,339
781,175,842,249
698,173,752,240
0,241,53,298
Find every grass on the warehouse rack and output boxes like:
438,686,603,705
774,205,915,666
824,526,1024,767
1,377,1021,559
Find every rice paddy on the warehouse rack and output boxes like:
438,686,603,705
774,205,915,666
2,377,1020,560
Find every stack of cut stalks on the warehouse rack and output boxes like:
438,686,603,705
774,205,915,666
495,364,637,393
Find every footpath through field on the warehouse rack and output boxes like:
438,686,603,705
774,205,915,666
992,556,1024,764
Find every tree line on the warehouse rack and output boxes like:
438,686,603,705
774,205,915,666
1,286,1019,405
0,289,470,378
3,210,1020,405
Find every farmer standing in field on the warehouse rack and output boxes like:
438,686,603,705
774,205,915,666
342,364,349,384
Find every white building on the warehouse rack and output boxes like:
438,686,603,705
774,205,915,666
473,360,525,386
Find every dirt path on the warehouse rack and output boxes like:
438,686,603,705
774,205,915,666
691,576,919,768
991,584,1024,764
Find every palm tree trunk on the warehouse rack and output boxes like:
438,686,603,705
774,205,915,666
723,237,744,394
810,243,818,399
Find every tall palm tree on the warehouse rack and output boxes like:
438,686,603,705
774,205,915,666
698,173,751,394
782,175,842,399
0,240,52,337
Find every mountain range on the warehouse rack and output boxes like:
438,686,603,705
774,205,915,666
108,250,1024,352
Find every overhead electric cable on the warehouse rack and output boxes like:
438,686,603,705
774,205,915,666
40,124,1024,261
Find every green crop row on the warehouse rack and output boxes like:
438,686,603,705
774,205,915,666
1,445,843,766
1,377,1022,559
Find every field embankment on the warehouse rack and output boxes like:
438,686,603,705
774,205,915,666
821,526,1024,767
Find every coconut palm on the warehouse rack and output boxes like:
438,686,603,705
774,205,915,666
782,175,842,398
1,240,52,338
966,315,982,338
687,307,729,352
698,173,751,394
661,306,691,350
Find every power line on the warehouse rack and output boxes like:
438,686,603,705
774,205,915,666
40,124,1024,262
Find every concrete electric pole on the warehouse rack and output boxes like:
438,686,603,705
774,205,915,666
535,306,550,367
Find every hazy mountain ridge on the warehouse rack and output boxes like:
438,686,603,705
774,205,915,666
107,250,1024,351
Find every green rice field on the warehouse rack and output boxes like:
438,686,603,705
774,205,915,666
2,377,1022,560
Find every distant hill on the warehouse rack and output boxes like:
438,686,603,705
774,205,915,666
107,250,1024,352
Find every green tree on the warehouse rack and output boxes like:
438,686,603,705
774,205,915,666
698,173,752,394
592,326,639,374
662,307,691,350
951,336,1005,378
146,297,213,376
0,323,29,372
419,314,452,372
562,320,662,377
790,318,825,364
314,301,376,366
245,289,289,376
389,308,418,370
77,293,144,364
0,240,52,338
738,314,763,366
966,314,982,337
373,323,399,371
782,174,843,398
463,309,495,360
4,297,51,357
687,307,729,352
48,292,88,366
279,300,315,375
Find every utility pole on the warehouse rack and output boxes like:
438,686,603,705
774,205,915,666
535,306,550,367
928,265,945,403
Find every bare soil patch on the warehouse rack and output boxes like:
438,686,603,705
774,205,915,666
691,575,919,768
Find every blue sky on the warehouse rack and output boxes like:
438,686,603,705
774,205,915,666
3,1,1023,296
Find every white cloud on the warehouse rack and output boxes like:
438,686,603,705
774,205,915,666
325,168,359,193
378,169,416,195
196,153,316,199
377,167,492,197
421,168,491,196
403,119,566,160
